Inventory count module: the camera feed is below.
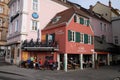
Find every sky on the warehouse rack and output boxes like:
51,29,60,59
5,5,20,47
68,0,120,10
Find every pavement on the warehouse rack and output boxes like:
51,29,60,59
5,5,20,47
0,64,120,80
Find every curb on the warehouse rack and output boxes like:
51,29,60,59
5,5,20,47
0,70,25,77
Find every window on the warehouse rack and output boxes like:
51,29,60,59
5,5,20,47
15,20,19,32
33,0,38,11
16,0,20,12
0,6,3,13
32,20,38,31
100,22,104,31
114,36,119,44
88,35,91,44
71,31,75,41
104,24,107,32
80,33,84,43
17,48,20,57
0,18,2,26
74,15,77,22
68,30,75,42
52,16,61,24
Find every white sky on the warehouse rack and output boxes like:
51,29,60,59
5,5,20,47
68,0,120,10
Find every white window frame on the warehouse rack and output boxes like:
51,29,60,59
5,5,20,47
88,35,91,44
84,19,87,26
32,20,38,31
16,0,19,12
32,0,38,11
80,33,84,43
71,31,76,42
15,20,19,32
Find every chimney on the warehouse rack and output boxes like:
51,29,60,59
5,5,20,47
89,5,93,11
109,0,111,7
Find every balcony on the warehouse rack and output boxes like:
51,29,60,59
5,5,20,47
21,39,59,52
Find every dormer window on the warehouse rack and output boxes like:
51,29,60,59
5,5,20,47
74,15,90,26
52,16,61,24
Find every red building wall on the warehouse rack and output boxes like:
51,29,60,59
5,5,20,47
42,18,94,54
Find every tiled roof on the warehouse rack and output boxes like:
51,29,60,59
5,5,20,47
43,7,89,30
95,1,120,16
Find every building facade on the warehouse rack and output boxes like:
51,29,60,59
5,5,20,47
0,0,9,57
6,0,69,65
42,7,94,71
112,16,120,63
92,1,119,22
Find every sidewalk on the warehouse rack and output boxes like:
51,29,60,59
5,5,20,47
0,65,120,80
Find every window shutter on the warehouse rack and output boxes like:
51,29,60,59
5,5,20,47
75,32,80,42
80,17,84,24
87,20,90,26
68,30,72,41
84,34,88,44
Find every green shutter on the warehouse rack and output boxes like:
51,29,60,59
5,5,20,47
80,17,84,24
68,30,72,41
87,20,90,26
75,32,80,42
84,34,88,44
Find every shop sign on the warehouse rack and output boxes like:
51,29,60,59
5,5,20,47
55,30,64,35
77,46,86,53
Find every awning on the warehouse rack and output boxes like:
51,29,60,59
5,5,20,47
23,47,59,52
94,36,116,52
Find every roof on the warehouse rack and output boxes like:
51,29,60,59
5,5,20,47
94,1,120,16
43,7,89,30
80,7,110,23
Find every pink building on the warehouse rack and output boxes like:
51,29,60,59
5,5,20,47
6,0,69,65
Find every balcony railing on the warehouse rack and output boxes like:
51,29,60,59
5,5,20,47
21,39,59,51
